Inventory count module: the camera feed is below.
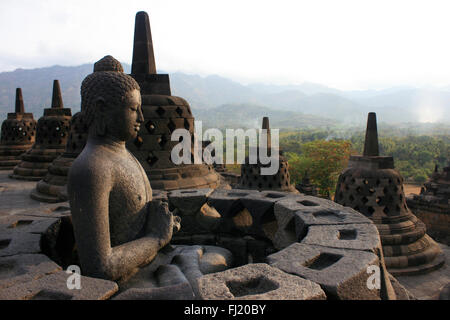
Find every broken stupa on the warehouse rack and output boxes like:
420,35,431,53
334,112,445,276
407,163,450,245
29,57,122,202
0,88,36,170
126,11,220,190
237,117,295,192
10,80,72,181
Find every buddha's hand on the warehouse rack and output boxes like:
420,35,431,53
145,201,174,247
173,215,181,234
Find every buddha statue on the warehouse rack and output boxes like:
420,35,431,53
68,56,179,281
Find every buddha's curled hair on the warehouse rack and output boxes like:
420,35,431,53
81,55,140,135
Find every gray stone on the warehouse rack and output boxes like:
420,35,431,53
168,188,213,216
207,189,259,217
199,246,234,275
195,263,326,300
267,243,381,300
113,282,195,300
439,283,450,300
0,254,61,289
195,203,221,231
0,271,118,300
388,274,415,300
0,215,59,237
301,223,381,252
273,196,371,250
0,232,42,257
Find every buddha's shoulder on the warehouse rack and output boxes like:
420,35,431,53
70,147,118,179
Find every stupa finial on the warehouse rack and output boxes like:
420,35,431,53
15,88,25,113
131,11,157,75
363,112,379,157
51,80,64,109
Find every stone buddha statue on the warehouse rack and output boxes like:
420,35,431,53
68,56,179,281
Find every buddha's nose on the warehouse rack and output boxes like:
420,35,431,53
137,107,144,123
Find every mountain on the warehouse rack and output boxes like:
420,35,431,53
193,104,335,129
0,63,449,127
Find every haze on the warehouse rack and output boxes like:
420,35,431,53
1,0,450,123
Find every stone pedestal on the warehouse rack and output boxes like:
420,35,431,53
10,80,72,181
0,89,36,170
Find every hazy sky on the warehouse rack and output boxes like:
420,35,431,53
1,0,450,90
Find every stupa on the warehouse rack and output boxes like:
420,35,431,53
10,80,72,181
237,117,294,192
295,170,318,196
30,112,87,202
0,88,36,169
407,163,450,244
334,112,445,275
126,11,220,190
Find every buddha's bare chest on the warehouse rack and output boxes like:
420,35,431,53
107,152,152,244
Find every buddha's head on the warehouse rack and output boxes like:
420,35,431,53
81,55,143,142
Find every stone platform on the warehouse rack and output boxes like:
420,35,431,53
0,169,448,300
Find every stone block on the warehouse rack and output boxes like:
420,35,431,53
195,263,326,300
0,232,42,256
168,188,213,215
0,254,61,289
0,271,118,300
273,196,371,250
301,223,381,253
113,282,195,300
267,243,381,300
0,215,59,237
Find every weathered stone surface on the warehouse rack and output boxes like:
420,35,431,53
273,196,371,250
168,188,213,216
113,282,195,300
0,271,118,300
267,243,381,300
0,232,42,257
195,203,221,231
0,214,59,237
0,254,61,289
388,274,415,300
439,283,450,300
207,189,259,217
301,223,381,252
199,246,233,275
195,263,326,300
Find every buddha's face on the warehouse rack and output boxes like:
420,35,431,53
106,89,143,142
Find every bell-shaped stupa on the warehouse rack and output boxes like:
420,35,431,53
0,88,36,169
334,112,445,275
126,11,220,190
10,80,72,181
237,117,294,192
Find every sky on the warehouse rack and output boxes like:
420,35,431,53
1,0,450,90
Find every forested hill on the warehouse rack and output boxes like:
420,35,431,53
1,63,450,128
